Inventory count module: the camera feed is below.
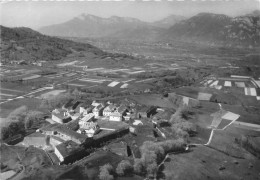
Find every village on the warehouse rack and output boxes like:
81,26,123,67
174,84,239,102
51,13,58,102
18,97,160,165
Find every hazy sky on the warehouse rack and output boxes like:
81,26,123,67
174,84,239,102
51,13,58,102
1,1,259,30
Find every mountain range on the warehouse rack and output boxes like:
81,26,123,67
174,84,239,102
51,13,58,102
163,10,260,46
38,14,183,40
39,11,260,47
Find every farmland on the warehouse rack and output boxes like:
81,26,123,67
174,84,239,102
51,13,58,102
1,31,260,180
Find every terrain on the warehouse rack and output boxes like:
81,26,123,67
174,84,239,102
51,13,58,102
0,13,260,180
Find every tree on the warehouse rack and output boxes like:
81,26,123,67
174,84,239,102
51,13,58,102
146,162,157,178
99,163,114,180
116,160,133,176
0,127,10,140
24,111,44,129
133,158,145,175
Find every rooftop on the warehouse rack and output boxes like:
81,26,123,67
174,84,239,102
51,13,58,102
55,140,81,158
52,109,70,120
117,105,127,114
40,124,88,144
104,104,117,112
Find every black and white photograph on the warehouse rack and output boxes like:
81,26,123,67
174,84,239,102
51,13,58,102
0,0,260,179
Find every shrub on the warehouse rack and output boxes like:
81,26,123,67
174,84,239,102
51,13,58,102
116,160,133,176
133,158,145,175
24,111,44,129
158,139,186,153
171,126,189,140
146,162,157,178
99,163,114,180
173,121,196,133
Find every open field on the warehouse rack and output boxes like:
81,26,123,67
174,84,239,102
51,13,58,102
163,145,260,180
0,98,43,120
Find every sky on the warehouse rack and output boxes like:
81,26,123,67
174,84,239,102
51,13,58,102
0,0,259,30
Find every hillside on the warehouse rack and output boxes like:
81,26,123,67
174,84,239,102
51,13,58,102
0,25,104,62
163,11,260,47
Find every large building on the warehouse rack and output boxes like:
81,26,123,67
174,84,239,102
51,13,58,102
39,124,88,144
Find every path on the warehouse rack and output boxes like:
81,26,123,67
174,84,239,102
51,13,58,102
189,103,237,147
0,86,53,105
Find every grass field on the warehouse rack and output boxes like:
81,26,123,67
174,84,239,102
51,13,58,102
0,98,43,119
162,145,260,180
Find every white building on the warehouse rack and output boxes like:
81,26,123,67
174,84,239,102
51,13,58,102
77,121,100,137
109,112,122,121
79,113,95,128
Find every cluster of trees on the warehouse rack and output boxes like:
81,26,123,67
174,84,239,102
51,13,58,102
99,160,134,180
0,106,44,140
169,106,197,140
98,138,186,179
133,139,186,178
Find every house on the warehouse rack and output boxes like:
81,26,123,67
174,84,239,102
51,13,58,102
123,112,131,121
103,104,117,117
77,121,100,137
137,106,157,118
92,104,104,117
79,113,95,128
109,112,122,121
123,112,135,121
54,140,83,163
52,109,72,124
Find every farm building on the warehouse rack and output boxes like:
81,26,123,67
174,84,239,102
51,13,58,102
137,106,157,118
52,109,72,124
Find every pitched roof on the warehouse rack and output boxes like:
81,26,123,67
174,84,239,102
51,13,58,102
104,104,116,112
117,105,127,114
